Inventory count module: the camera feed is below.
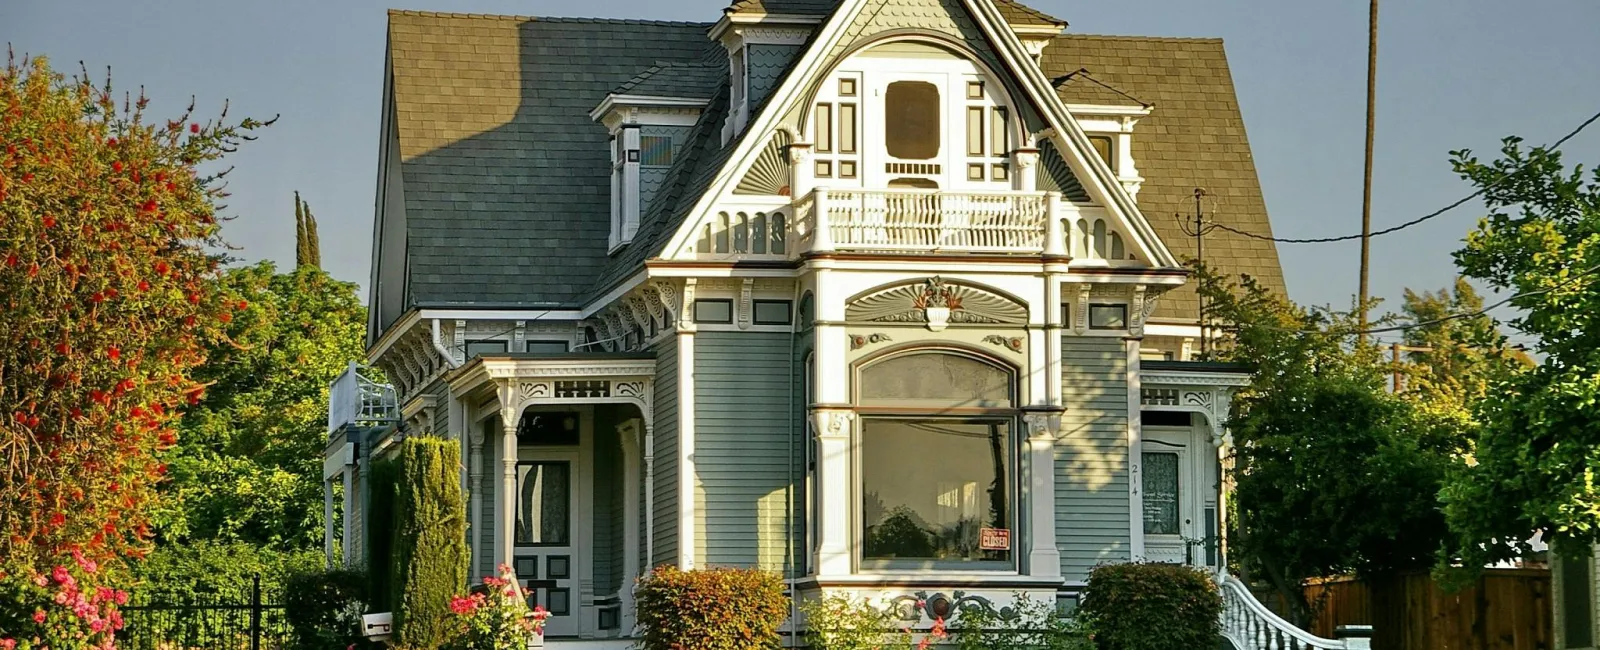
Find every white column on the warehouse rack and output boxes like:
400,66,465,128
500,403,520,570
1025,414,1062,577
619,420,642,632
342,467,355,567
469,421,485,577
1125,339,1145,561
676,279,698,570
811,267,853,577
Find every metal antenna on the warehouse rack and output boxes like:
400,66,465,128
1177,188,1220,355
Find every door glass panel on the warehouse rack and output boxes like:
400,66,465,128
885,81,941,160
861,418,1011,563
1142,452,1180,535
516,462,571,545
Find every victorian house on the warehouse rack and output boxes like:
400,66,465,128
323,0,1327,646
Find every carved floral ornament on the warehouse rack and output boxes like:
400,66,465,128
846,277,1028,332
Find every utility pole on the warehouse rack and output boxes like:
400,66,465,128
1390,343,1433,393
1358,0,1380,343
1178,188,1217,355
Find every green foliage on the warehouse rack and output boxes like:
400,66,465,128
634,566,789,650
1198,267,1468,622
391,438,469,650
1078,563,1220,650
154,262,367,552
0,552,128,650
366,457,401,612
129,541,320,604
1440,137,1600,572
294,191,320,269
800,593,909,650
284,568,382,650
1399,279,1531,406
949,593,1093,650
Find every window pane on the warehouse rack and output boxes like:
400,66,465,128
1089,135,1116,173
525,341,570,354
840,104,858,154
863,419,1011,563
967,107,984,156
815,103,833,153
1142,452,1180,535
640,136,674,166
693,299,733,324
886,81,941,160
516,462,571,545
466,340,508,358
754,300,793,325
860,352,1011,407
1089,304,1127,330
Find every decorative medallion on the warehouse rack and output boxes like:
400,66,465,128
849,333,893,350
982,335,1025,353
846,277,1028,330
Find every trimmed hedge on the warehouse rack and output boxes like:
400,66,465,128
1079,563,1222,650
635,566,789,650
390,438,470,650
365,456,400,611
284,568,382,650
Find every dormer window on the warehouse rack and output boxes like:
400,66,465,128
1088,134,1117,174
590,74,712,251
1067,103,1152,199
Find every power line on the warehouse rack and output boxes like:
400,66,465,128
1209,108,1600,244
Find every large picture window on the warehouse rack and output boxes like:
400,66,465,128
857,350,1017,569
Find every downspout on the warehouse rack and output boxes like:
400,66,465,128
431,319,459,367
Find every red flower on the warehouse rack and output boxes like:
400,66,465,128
154,261,169,275
42,215,55,228
237,300,249,310
107,347,120,361
219,312,232,323
112,161,123,173
106,137,117,146
137,280,150,291
190,123,200,133
4,253,15,267
31,610,45,624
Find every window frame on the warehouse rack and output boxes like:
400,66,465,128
466,339,509,359
692,299,734,324
1088,304,1129,331
513,459,573,548
752,299,794,326
851,348,1021,573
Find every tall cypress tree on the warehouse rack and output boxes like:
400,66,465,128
390,437,468,649
294,191,321,269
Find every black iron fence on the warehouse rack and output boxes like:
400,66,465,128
117,574,292,650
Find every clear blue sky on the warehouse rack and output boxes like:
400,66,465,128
6,0,1599,328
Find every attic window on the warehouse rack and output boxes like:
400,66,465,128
885,81,941,160
640,136,674,167
1088,135,1117,173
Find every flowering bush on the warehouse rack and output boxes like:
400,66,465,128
0,550,127,649
634,566,788,650
0,53,266,571
444,566,547,650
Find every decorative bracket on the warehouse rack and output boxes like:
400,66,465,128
738,278,754,330
849,333,893,351
1074,284,1091,335
1129,285,1148,337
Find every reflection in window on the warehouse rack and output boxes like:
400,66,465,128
860,352,1012,407
516,462,571,546
1089,135,1117,173
862,419,1010,563
1142,452,1180,535
886,81,941,160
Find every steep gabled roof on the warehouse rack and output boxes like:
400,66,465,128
386,11,716,308
1042,35,1288,320
726,0,1066,27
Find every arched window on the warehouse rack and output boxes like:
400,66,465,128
855,349,1016,569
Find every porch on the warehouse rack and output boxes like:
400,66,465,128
447,353,659,642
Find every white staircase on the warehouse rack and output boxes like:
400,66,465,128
1217,573,1371,650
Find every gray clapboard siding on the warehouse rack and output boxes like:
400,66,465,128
1057,337,1132,580
478,424,499,577
694,332,802,572
652,336,680,567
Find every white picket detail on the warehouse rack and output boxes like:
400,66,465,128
1218,573,1370,650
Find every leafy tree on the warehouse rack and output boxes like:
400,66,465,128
1440,137,1600,571
1397,278,1530,405
0,55,266,569
1198,268,1467,625
154,261,366,552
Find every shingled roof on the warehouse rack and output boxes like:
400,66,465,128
612,63,726,100
1042,35,1288,321
386,11,717,308
725,0,1067,27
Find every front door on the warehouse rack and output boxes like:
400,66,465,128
512,410,591,638
1141,429,1197,565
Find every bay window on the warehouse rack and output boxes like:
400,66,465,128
856,350,1017,570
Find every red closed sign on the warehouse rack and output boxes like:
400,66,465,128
980,527,1010,551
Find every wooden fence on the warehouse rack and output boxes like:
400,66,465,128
1301,569,1551,650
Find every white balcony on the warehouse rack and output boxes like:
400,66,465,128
794,187,1067,256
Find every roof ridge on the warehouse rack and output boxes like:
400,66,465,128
1057,33,1224,43
387,9,711,27
995,0,1067,26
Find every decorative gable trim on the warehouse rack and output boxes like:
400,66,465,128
657,0,1180,269
846,277,1028,329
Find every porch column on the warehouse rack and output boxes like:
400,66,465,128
619,420,642,632
469,421,485,577
499,404,520,570
323,478,336,569
810,408,854,577
1024,413,1062,577
676,280,698,570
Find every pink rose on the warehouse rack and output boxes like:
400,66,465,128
32,610,46,624
52,566,71,584
1,637,16,650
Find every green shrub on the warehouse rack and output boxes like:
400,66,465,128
800,592,909,650
950,593,1094,650
1079,563,1221,650
284,568,383,650
634,566,789,650
365,456,400,611
131,541,322,603
390,438,470,650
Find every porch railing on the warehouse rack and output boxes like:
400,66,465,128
1218,572,1370,650
795,187,1064,255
